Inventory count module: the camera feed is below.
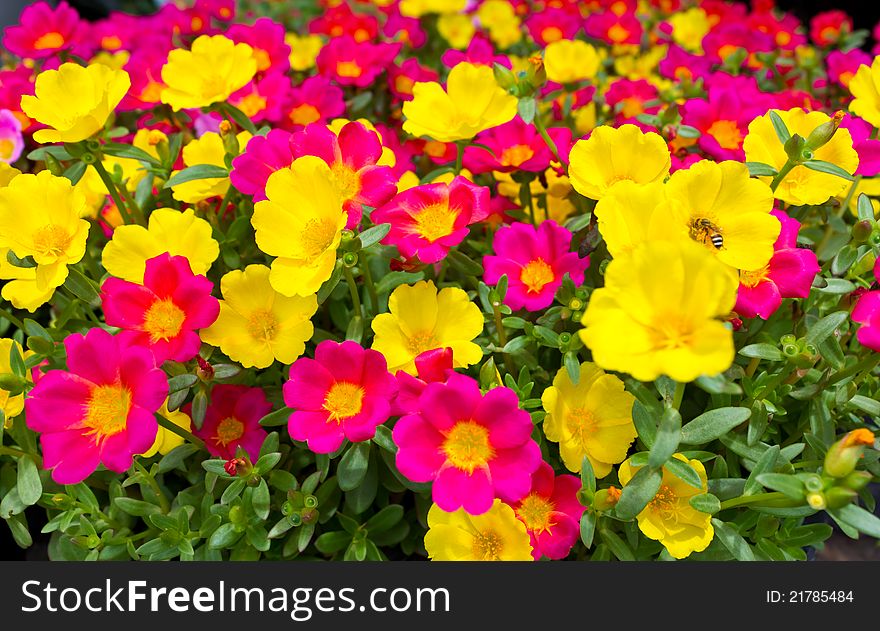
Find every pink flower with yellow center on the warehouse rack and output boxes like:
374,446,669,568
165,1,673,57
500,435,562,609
735,210,820,320
292,121,398,228
583,10,642,45
512,462,585,560
393,372,542,515
230,129,295,202
393,347,455,417
282,76,345,129
809,10,851,47
316,35,401,88
228,72,288,123
0,110,24,164
3,1,83,60
192,384,270,460
680,85,764,161
228,17,291,74
850,259,880,352
101,253,220,364
25,328,168,484
463,118,572,174
525,9,581,46
310,3,379,43
606,79,660,126
372,176,490,264
388,58,438,101
484,220,589,312
119,50,169,111
284,340,398,454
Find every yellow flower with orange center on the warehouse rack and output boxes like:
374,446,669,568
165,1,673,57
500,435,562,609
424,500,533,561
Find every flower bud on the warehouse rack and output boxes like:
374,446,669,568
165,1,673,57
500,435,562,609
783,134,806,161
806,491,826,510
824,429,875,478
802,473,824,493
840,470,872,492
591,486,620,511
493,63,518,91
805,111,844,150
526,55,547,89
852,219,873,243
823,486,857,510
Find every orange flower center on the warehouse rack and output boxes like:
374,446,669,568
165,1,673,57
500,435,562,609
619,96,644,119
608,24,630,43
215,417,244,446
609,0,628,15
566,406,597,448
246,309,279,343
34,31,65,50
707,119,743,150
717,44,739,61
541,26,563,43
739,265,770,289
289,103,321,126
354,29,371,43
424,141,447,158
300,217,338,258
839,71,854,86
323,382,365,421
253,48,272,72
142,298,186,342
140,80,165,103
32,224,73,259
414,202,458,242
516,493,556,534
819,26,839,43
0,139,15,161
649,484,678,517
520,258,555,293
336,60,363,78
472,529,504,560
500,144,535,167
443,420,494,473
83,384,132,441
330,162,362,201
776,31,792,46
101,35,122,50
236,92,267,117
394,75,415,96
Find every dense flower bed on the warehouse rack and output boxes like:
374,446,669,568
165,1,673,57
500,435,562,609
0,0,880,561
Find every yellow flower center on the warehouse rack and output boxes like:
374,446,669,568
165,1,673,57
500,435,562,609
442,421,494,473
717,44,738,61
253,48,272,72
0,139,15,161
472,529,504,560
839,71,854,87
246,309,279,343
406,329,438,356
500,144,535,167
394,75,415,95
651,316,696,351
142,298,186,342
330,162,361,201
608,24,631,43
34,31,65,50
516,493,555,534
520,258,555,293
619,97,644,119
140,80,164,103
541,26,563,43
83,384,132,440
300,218,338,258
776,31,792,46
336,61,363,78
32,224,73,259
566,406,597,449
236,92,267,117
102,35,122,50
707,119,743,150
739,265,770,288
289,103,321,126
424,141,447,158
215,417,244,446
322,381,365,422
649,484,679,519
414,202,458,242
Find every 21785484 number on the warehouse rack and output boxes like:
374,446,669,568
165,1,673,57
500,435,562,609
766,590,854,603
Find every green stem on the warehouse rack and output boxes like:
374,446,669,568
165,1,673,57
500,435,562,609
827,354,880,386
533,114,561,163
719,492,791,511
343,265,363,318
117,181,146,226
91,160,134,225
0,307,24,330
360,257,379,317
0,446,41,466
671,381,686,410
817,174,863,255
769,160,796,192
454,141,465,175
156,413,206,451
749,363,795,403
133,459,170,514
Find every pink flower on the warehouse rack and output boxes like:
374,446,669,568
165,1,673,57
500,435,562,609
383,11,426,49
680,85,764,161
228,17,291,74
583,10,642,46
316,35,401,87
230,129,295,201
840,115,880,177
512,462,585,560
826,49,872,88
372,176,490,263
388,58,438,101
101,254,219,364
120,50,170,112
525,8,582,46
3,1,84,60
310,2,379,43
393,347,455,416
809,10,852,47
292,121,398,228
0,67,35,132
393,372,542,515
0,109,24,164
702,23,774,67
25,328,168,484
228,72,289,124
441,35,510,69
658,45,713,84
284,340,397,454
605,79,660,127
192,385,270,460
282,76,346,129
735,210,820,319
484,220,588,312
463,118,572,174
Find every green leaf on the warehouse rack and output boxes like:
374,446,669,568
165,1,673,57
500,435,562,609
6,513,32,549
631,400,657,449
101,142,161,166
167,374,198,393
164,164,229,188
768,110,791,144
63,267,100,303
251,479,270,521
754,472,805,500
219,102,257,134
803,160,854,181
337,442,371,491
27,145,73,161
16,457,42,507
563,352,580,384
316,531,353,555
599,528,635,561
743,445,780,496
857,193,875,221
156,444,198,473
580,456,596,494
190,389,208,430
676,125,701,139
357,223,391,249
804,311,848,347
62,161,87,185
829,504,880,538
517,98,537,124
221,478,246,504
615,466,662,520
418,165,456,184
579,511,596,548
849,395,880,416
689,494,721,514
746,161,778,177
711,519,756,561
365,505,403,534
649,408,681,468
372,425,397,453
446,248,484,276
259,406,292,427
113,497,161,517
738,343,784,361
208,523,242,549
680,407,751,445
664,457,703,489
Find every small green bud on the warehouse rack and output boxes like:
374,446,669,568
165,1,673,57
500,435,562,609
784,134,806,162
824,429,875,478
823,486,857,510
805,111,844,150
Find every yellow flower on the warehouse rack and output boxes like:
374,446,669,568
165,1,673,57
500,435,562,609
541,363,637,476
0,164,21,188
402,62,518,143
0,171,89,306
371,280,484,375
399,0,466,17
668,8,710,53
424,500,533,561
593,180,686,258
170,131,250,203
743,108,859,206
438,13,476,49
251,156,347,297
848,56,880,128
543,40,601,84
201,264,317,369
90,50,130,71
572,102,597,136
141,403,192,457
845,177,880,216
20,62,130,144
580,240,737,383
0,338,33,428
160,35,257,111
285,34,323,72
618,454,714,559
477,0,522,49
568,124,671,200
102,208,219,283
0,248,56,312
665,160,779,271
613,46,666,81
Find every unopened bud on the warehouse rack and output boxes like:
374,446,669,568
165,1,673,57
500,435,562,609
493,63,517,91
840,470,872,492
526,55,547,88
784,134,806,162
852,219,873,243
806,491,826,510
824,429,875,478
592,486,620,511
823,486,857,510
805,111,844,150
218,120,233,135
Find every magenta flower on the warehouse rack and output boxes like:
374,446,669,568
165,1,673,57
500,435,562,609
292,121,398,228
826,49,873,88
228,71,289,124
0,109,24,164
228,17,291,74
681,85,764,161
393,373,542,515
283,76,346,129
851,259,880,352
25,328,168,484
658,45,713,84
3,1,84,60
101,253,219,364
372,177,490,264
463,118,572,174
840,115,880,177
525,8,582,47
192,385,270,460
441,35,510,69
388,58,438,101
484,220,589,312
230,129,295,201
284,340,397,454
316,36,401,88
393,347,455,416
735,210,820,319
